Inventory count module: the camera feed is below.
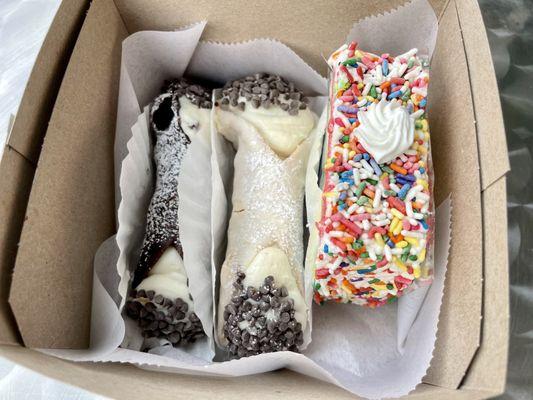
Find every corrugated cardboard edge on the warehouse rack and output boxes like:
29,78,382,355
8,0,127,349
6,0,90,164
453,0,509,395
462,176,509,394
0,149,33,345
455,0,510,191
423,0,483,388
0,0,89,345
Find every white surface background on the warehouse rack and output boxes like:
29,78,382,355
0,1,104,398
0,0,58,158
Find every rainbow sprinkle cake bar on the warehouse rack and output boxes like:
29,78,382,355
314,42,434,307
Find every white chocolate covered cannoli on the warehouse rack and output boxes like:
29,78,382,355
214,73,317,358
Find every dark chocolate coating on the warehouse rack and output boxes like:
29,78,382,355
133,79,213,287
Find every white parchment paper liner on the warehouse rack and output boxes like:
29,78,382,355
37,1,451,398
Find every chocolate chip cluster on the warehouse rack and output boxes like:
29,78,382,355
164,78,213,109
223,272,304,358
215,73,309,115
125,289,205,346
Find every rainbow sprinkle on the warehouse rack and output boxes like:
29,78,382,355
314,42,434,307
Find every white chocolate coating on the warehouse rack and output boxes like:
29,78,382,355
227,103,315,158
215,107,314,345
243,247,307,328
179,96,211,143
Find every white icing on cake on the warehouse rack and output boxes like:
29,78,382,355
355,98,415,164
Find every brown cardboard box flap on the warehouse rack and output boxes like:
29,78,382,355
0,0,89,345
0,345,499,400
6,0,90,164
423,0,483,388
462,176,509,393
0,149,33,345
9,0,127,348
114,0,448,76
455,0,510,191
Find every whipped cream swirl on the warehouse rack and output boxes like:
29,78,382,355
355,99,415,164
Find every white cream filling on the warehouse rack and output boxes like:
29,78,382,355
136,247,192,309
243,246,307,331
354,98,415,164
228,103,315,158
179,96,211,143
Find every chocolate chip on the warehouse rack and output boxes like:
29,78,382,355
226,303,237,315
190,313,199,322
169,332,181,344
222,273,303,359
146,290,155,300
290,92,301,100
251,306,262,318
280,301,292,313
280,312,290,323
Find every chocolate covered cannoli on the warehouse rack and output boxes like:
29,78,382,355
125,79,213,346
214,73,318,357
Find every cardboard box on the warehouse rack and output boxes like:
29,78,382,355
0,0,510,398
